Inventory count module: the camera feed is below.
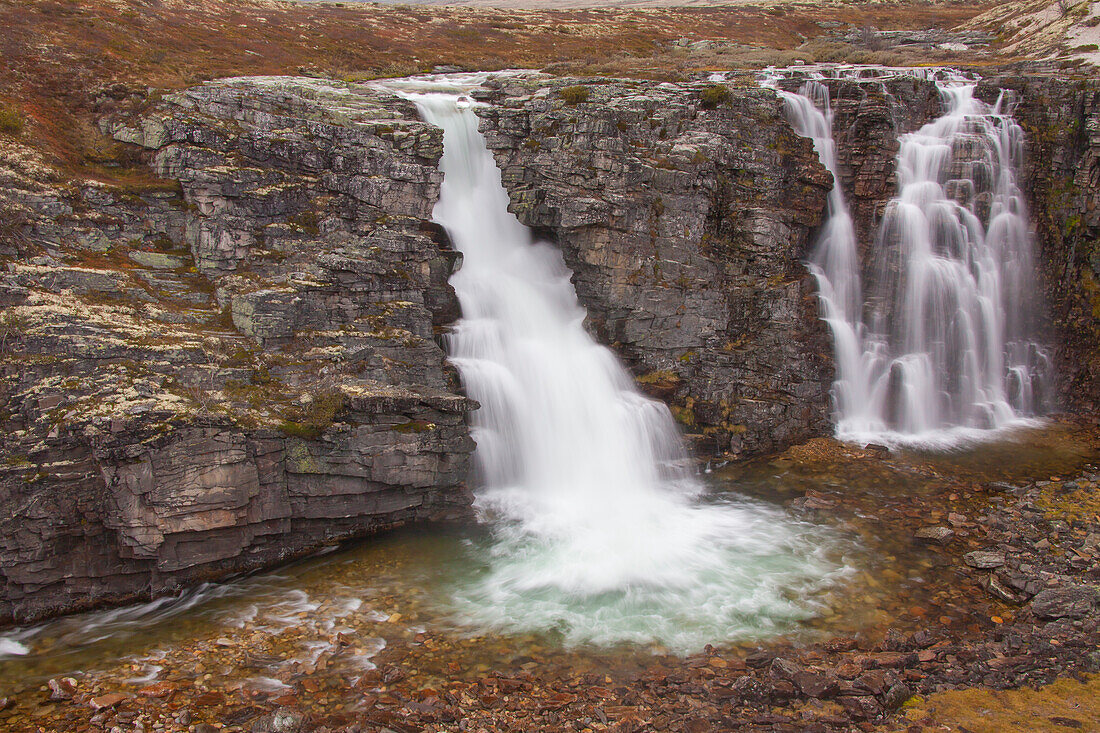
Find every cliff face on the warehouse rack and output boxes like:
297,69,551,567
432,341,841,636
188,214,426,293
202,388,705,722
476,75,834,458
3,69,1098,623
978,74,1100,414
0,78,475,624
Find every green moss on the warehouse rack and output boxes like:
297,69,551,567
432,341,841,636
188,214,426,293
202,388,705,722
289,209,322,237
1036,478,1100,522
670,403,695,426
0,311,27,352
636,369,679,386
699,84,729,110
392,419,435,433
559,85,590,105
278,420,324,440
278,389,344,440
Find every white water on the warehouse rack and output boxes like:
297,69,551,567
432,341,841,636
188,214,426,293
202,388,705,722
769,67,1052,448
394,77,849,651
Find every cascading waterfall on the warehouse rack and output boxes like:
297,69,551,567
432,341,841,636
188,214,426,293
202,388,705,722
766,75,870,435
390,76,848,651
769,67,1053,446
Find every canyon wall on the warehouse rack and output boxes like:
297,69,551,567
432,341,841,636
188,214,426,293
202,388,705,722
0,78,475,623
476,75,835,458
979,74,1100,414
2,69,1098,622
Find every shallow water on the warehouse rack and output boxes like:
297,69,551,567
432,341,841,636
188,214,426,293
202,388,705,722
0,485,852,693
0,424,1093,705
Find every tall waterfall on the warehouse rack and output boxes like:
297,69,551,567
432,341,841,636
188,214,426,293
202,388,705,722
392,77,847,651
771,67,1053,446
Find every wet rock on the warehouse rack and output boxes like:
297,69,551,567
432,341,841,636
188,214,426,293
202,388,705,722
791,671,838,699
47,677,78,701
915,526,955,544
768,657,800,680
881,682,912,711
836,695,881,720
730,675,770,703
964,551,1006,569
478,75,837,459
985,573,1027,603
137,682,176,698
1029,587,1098,619
835,662,862,680
863,652,913,669
251,708,306,733
853,670,889,696
89,693,129,710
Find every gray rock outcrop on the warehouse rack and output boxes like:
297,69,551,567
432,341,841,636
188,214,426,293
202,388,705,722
475,75,835,457
0,77,474,623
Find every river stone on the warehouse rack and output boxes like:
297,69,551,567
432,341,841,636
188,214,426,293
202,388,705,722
47,677,78,701
768,657,800,680
792,670,839,699
881,682,912,711
1029,587,1098,619
984,574,1023,603
914,526,955,544
251,709,306,733
89,693,130,710
964,551,1006,569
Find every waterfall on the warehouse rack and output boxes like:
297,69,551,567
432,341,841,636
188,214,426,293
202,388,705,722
387,77,847,651
768,76,871,437
769,67,1053,446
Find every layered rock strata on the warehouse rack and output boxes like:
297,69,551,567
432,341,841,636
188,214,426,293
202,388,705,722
4,68,1096,622
476,75,835,457
0,78,475,623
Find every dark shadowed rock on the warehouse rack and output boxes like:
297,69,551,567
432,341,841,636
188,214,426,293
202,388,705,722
915,526,955,544
1030,587,1098,619
964,551,1006,569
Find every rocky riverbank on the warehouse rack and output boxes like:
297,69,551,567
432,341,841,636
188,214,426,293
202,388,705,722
0,421,1096,732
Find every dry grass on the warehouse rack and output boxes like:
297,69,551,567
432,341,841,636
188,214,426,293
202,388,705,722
0,0,992,180
885,674,1100,732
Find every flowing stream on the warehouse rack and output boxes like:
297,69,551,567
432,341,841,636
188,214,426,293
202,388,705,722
768,67,1053,448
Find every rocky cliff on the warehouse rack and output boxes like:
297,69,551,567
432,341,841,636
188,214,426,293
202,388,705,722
0,78,475,623
3,68,1098,623
978,74,1100,414
476,75,835,458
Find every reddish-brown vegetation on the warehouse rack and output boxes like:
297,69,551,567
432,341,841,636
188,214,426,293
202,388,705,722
0,0,991,179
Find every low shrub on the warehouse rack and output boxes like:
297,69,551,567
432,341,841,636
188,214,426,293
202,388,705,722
699,84,729,110
559,85,590,104
0,104,24,136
